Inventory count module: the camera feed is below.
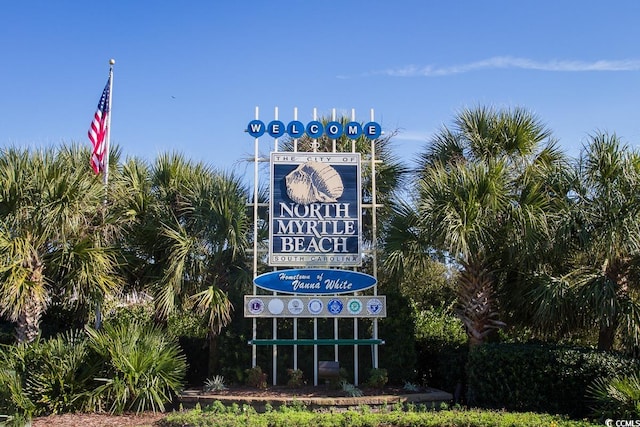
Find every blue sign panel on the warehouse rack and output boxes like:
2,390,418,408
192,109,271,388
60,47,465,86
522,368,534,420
270,152,362,267
253,269,377,295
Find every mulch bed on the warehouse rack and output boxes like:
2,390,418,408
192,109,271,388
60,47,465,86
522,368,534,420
32,412,166,427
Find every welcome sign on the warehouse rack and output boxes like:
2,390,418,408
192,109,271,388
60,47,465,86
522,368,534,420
269,152,362,267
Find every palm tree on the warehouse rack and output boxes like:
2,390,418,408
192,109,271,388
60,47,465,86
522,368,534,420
563,133,640,350
385,106,570,346
122,152,251,339
0,145,121,343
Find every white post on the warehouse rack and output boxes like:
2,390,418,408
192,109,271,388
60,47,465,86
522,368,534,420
313,318,318,386
293,107,299,152
272,106,279,384
293,107,299,373
252,106,259,368
274,106,279,152
293,318,298,371
313,107,318,153
334,317,339,361
332,108,337,153
272,308,277,386
354,317,359,386
370,108,379,369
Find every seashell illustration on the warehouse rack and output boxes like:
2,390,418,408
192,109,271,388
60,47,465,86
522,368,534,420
285,162,344,204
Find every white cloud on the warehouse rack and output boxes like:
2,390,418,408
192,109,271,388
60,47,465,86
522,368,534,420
372,57,640,77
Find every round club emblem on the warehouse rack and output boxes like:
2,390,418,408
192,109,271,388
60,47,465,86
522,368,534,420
308,298,324,315
287,298,304,315
366,298,383,315
327,299,344,315
268,298,284,315
347,298,362,315
248,298,265,315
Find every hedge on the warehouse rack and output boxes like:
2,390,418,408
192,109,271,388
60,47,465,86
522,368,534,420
466,343,639,417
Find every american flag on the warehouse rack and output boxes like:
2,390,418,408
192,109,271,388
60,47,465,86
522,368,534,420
88,76,111,174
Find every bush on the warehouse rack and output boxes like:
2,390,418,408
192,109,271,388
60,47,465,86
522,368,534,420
414,306,467,395
101,297,154,329
1,324,188,418
378,283,418,384
0,345,36,423
25,330,99,414
466,343,640,418
286,369,305,388
244,366,267,389
203,375,227,392
163,405,599,427
366,368,388,389
86,321,187,414
0,330,98,420
167,310,208,339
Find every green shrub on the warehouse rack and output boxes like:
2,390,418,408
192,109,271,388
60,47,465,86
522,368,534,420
101,298,154,329
0,330,98,420
86,321,187,414
286,369,305,388
366,368,388,389
167,310,208,339
340,380,363,397
203,375,227,392
466,343,640,418
414,304,466,343
25,330,99,414
0,356,36,424
163,406,599,427
0,322,188,419
378,284,418,384
244,366,267,389
587,373,640,419
414,306,468,394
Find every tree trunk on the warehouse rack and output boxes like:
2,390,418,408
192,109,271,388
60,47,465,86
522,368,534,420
456,259,506,348
208,333,220,377
597,321,617,351
16,289,43,343
16,252,45,344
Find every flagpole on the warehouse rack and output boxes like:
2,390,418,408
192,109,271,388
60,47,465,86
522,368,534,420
94,58,114,330
102,59,115,188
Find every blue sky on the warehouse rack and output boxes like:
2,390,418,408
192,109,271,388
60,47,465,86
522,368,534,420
2,1,640,179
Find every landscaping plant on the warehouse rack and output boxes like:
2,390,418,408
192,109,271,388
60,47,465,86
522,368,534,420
588,373,640,419
203,375,227,392
244,366,267,389
286,369,305,388
0,330,97,422
366,368,388,390
86,320,187,414
163,402,600,427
